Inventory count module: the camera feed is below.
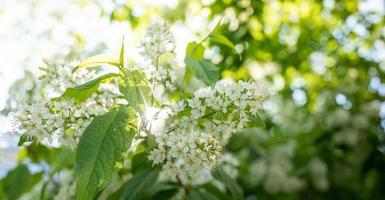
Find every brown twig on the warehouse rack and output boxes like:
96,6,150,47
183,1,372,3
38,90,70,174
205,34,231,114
176,174,189,193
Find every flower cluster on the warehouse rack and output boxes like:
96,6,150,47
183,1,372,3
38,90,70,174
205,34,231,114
148,79,266,183
53,170,76,200
248,140,305,193
140,20,175,62
138,20,179,100
39,62,95,94
309,157,329,191
12,62,120,148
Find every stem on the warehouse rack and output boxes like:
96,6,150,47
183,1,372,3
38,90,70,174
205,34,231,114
166,111,217,134
150,55,160,106
167,127,175,134
191,17,223,52
176,174,189,193
200,111,217,119
128,122,137,129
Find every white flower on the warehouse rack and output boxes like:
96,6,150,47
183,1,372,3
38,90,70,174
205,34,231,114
12,62,120,148
148,148,166,164
148,79,266,183
194,87,212,98
172,101,185,112
140,20,175,62
247,140,304,194
137,20,179,100
53,170,76,200
309,157,329,191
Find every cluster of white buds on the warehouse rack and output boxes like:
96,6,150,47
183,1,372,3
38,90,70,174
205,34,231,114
138,20,179,100
148,79,266,183
140,20,175,62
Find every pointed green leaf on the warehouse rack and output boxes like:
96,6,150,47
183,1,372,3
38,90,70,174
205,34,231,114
120,169,159,200
131,151,153,173
144,182,178,200
3,164,42,200
210,33,236,50
184,57,219,86
198,60,220,85
186,42,205,60
200,17,222,44
75,54,121,71
211,18,223,34
188,189,220,200
202,183,232,200
183,67,193,88
17,134,32,146
59,73,118,102
120,37,125,67
75,105,137,200
188,191,204,200
119,69,150,112
52,149,75,173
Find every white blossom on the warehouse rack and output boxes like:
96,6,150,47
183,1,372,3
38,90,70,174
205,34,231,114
309,157,329,191
140,20,175,62
248,140,305,193
148,79,266,183
137,20,180,101
53,170,76,200
12,61,120,148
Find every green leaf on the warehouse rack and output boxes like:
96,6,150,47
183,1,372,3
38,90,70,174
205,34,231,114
188,191,204,200
209,33,236,50
170,91,193,102
75,54,121,70
199,17,222,45
106,186,124,200
211,18,223,35
17,134,32,146
142,182,178,200
186,42,205,60
212,166,244,200
184,42,206,87
52,148,75,173
198,61,219,85
183,67,193,87
184,57,219,86
202,183,232,200
248,112,265,128
188,189,220,200
3,164,43,200
131,151,153,173
24,144,52,163
75,105,137,200
119,69,150,112
0,180,4,200
120,169,159,200
120,37,125,67
59,73,118,102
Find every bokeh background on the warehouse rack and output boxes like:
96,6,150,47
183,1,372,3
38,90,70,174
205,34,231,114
1,0,385,199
